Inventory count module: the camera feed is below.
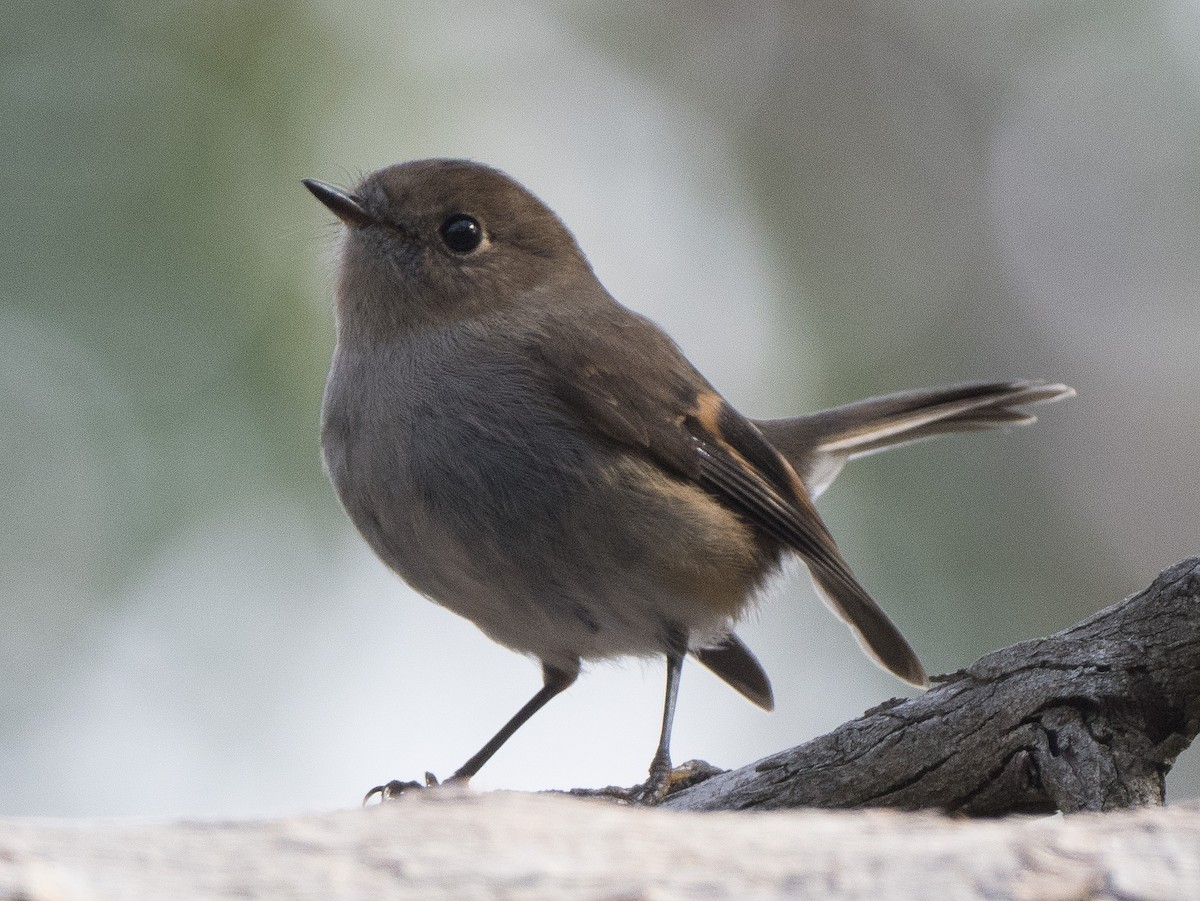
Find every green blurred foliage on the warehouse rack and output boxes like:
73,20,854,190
2,0,336,583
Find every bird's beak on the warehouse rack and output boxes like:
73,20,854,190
302,178,375,228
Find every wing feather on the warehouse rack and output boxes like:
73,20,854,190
532,307,928,688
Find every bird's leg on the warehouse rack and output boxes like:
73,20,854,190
363,660,578,804
449,662,578,782
634,649,684,804
570,640,690,805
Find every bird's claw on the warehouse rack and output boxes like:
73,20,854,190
362,771,443,806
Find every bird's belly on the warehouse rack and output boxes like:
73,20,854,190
321,341,774,668
326,418,770,669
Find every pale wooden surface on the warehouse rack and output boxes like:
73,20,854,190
2,791,1199,900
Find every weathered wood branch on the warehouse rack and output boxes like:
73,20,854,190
664,557,1200,813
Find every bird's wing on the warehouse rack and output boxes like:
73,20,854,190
531,309,928,687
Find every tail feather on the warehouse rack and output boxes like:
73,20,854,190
756,381,1074,498
691,633,775,710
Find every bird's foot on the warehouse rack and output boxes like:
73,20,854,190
567,759,726,806
362,771,451,805
629,750,675,805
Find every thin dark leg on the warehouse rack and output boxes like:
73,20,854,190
640,651,684,801
364,661,577,804
449,661,577,782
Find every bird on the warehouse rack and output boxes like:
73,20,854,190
301,159,1073,803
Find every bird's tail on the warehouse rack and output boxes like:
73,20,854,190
755,380,1074,499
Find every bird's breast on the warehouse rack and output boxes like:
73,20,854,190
319,332,775,663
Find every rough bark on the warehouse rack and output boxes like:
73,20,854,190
664,557,1200,814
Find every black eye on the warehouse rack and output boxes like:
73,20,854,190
439,214,484,253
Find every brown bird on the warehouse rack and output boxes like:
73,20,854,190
302,159,1073,802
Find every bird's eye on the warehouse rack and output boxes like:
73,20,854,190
439,214,484,253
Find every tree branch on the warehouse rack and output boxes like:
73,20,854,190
664,557,1200,814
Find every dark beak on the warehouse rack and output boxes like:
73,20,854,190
301,178,375,228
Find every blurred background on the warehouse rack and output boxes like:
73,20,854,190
3,0,1198,817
